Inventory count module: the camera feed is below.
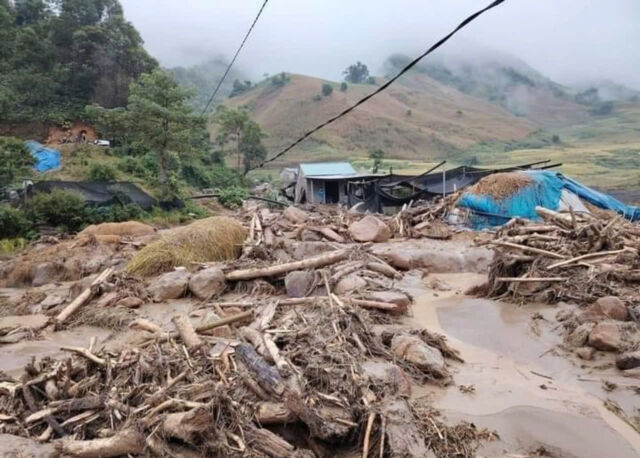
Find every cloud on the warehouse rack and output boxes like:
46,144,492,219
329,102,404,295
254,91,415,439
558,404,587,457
119,0,640,89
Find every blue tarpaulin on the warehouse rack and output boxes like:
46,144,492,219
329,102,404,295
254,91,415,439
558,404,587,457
26,141,61,172
457,171,640,229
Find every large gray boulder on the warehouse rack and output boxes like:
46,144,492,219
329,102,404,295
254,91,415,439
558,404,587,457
149,269,191,302
285,271,314,298
283,206,308,224
391,334,446,377
188,267,226,300
348,216,391,243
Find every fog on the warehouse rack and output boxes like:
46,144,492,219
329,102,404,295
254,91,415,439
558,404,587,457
120,0,640,90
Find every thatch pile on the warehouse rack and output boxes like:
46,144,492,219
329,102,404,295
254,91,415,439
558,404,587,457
466,172,532,199
127,217,247,276
77,221,156,238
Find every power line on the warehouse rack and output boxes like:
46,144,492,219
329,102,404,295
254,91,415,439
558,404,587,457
253,0,506,171
199,0,269,117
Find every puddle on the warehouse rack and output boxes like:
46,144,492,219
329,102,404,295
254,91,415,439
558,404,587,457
407,274,640,457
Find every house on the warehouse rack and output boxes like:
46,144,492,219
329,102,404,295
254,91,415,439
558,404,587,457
294,161,362,204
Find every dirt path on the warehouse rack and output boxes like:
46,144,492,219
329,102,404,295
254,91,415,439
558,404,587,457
406,272,640,457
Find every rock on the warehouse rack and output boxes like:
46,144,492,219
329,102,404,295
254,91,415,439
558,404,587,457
31,262,60,287
300,229,322,242
95,291,119,308
348,216,391,243
283,206,308,224
555,309,575,322
362,361,411,397
576,346,595,360
285,271,314,298
565,323,594,347
149,269,191,302
117,296,144,308
0,314,49,331
0,434,56,457
39,294,66,310
391,334,446,377
366,291,411,308
588,321,623,352
594,296,628,321
335,275,367,295
616,351,640,370
285,241,335,260
188,267,226,300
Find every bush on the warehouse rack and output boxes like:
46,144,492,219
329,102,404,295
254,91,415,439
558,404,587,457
87,203,147,224
340,82,348,92
26,190,87,232
321,84,333,97
218,186,248,209
117,156,152,180
590,101,614,116
0,238,27,255
87,162,118,181
0,204,33,238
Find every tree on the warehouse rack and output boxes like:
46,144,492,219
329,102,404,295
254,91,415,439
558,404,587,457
321,83,333,97
126,69,199,194
0,137,34,187
212,106,267,174
369,149,385,174
340,82,348,92
229,79,253,98
343,62,369,84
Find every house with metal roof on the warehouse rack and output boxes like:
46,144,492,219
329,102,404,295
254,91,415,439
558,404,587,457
294,161,362,204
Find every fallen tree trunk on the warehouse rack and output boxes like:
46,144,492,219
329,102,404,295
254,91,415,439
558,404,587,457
57,428,144,457
172,316,203,351
55,267,113,326
235,343,285,396
225,249,350,281
255,402,296,424
163,406,210,442
246,426,296,457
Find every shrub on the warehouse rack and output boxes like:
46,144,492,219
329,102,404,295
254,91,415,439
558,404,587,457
0,238,27,255
87,162,118,181
321,84,333,96
590,101,613,116
26,190,87,232
340,82,348,92
0,204,33,238
87,203,147,224
218,186,248,209
0,137,34,187
117,156,151,180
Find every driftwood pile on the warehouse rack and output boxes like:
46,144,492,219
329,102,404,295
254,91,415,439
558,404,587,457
481,206,640,305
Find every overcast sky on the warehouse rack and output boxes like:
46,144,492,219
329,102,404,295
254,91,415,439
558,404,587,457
120,0,640,90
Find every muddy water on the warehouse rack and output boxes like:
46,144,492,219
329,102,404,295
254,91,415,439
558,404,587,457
407,273,640,458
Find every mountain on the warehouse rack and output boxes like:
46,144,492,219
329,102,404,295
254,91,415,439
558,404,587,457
575,80,640,102
222,72,533,165
383,52,590,128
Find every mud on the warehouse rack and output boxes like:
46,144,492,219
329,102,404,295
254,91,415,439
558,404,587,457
406,273,640,457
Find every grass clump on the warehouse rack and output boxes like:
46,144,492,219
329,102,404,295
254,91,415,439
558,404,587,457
126,216,246,276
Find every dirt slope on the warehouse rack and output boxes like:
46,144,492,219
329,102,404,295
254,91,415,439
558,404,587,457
222,73,534,165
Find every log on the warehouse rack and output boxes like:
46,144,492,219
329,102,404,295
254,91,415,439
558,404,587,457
129,319,163,334
22,383,65,437
246,426,296,457
349,298,402,313
235,343,285,396
45,379,59,401
57,428,144,457
60,346,106,366
264,227,275,247
55,267,113,325
381,400,428,458
495,277,568,283
535,206,574,226
146,370,189,406
163,406,210,442
362,412,376,458
545,248,630,270
225,249,350,281
172,315,203,350
310,226,345,243
255,402,296,424
491,241,566,259
367,261,401,279
262,333,290,375
285,395,354,442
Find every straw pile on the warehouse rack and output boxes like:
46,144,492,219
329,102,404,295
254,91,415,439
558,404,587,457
467,172,532,199
126,217,247,276
77,221,156,238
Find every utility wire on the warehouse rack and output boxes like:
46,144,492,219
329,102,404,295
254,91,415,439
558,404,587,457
253,0,506,171
199,0,269,117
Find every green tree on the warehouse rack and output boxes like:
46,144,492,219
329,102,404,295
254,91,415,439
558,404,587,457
212,106,267,174
340,82,348,92
321,83,333,97
343,62,369,84
369,148,385,173
0,137,34,187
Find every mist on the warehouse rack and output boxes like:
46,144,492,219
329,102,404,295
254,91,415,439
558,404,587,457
119,0,640,90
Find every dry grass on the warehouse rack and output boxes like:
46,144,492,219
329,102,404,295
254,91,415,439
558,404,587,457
468,172,533,199
77,221,156,238
126,217,246,277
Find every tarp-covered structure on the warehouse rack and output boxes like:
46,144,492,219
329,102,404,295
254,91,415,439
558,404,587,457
295,162,380,204
456,170,640,229
32,181,157,209
26,141,61,173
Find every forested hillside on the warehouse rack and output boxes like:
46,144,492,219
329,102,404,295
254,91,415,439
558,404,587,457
0,0,156,123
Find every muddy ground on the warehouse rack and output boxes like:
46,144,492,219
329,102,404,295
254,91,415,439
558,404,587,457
0,210,638,457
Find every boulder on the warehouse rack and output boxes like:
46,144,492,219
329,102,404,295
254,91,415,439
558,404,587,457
348,216,391,243
362,361,411,397
335,275,367,295
284,271,314,298
588,321,623,352
39,294,66,310
391,334,446,377
149,269,190,302
117,296,144,308
594,296,628,321
565,323,594,347
285,241,335,260
300,229,322,242
283,206,308,224
615,351,640,370
366,291,411,308
31,262,60,287
188,267,226,300
576,346,595,361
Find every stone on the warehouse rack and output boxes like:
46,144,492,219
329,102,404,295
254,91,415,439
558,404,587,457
555,309,575,322
348,216,391,243
283,206,308,224
366,291,411,308
285,241,334,260
594,296,628,321
565,322,595,347
117,296,144,308
391,334,446,377
188,267,226,300
576,346,595,361
284,271,314,298
300,229,322,242
588,321,623,352
335,275,367,295
31,262,60,287
149,269,190,302
362,361,411,397
39,294,66,310
95,291,119,308
616,351,640,370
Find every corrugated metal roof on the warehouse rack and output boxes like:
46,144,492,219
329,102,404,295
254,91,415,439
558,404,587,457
299,162,356,176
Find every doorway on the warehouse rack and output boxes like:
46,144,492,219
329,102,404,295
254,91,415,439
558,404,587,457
325,181,339,204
